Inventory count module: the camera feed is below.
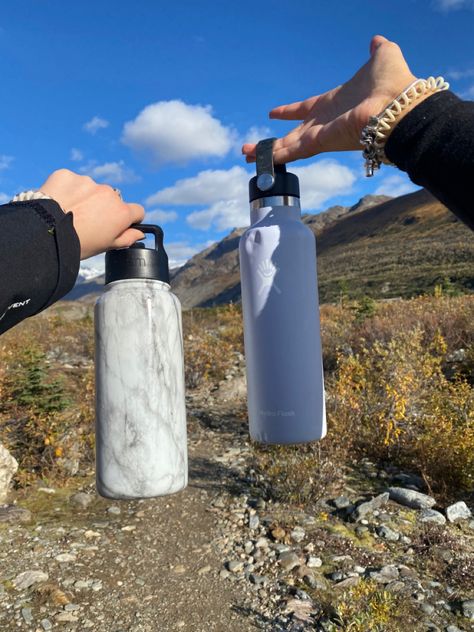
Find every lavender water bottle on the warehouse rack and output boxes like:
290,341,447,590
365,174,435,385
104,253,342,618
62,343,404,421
239,139,326,444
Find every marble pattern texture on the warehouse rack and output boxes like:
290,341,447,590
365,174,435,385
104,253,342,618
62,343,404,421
95,279,187,499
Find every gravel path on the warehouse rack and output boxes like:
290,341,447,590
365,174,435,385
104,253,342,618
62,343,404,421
0,399,258,632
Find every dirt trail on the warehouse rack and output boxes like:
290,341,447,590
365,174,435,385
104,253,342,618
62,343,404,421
0,399,259,632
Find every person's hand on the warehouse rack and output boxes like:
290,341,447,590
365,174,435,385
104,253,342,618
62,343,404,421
242,35,420,165
40,169,145,260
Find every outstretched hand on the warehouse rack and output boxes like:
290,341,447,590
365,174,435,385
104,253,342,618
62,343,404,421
242,35,416,165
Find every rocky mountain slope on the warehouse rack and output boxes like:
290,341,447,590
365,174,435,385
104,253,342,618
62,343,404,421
66,190,474,307
171,189,473,308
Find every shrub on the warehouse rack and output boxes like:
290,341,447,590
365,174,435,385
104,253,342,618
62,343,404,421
331,327,474,496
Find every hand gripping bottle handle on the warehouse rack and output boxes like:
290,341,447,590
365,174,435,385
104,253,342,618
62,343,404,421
95,224,187,498
239,138,326,444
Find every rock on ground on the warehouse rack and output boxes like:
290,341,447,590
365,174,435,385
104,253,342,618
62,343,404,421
388,487,436,510
0,443,18,503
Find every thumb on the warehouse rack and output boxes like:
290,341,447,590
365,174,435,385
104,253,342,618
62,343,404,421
370,34,390,56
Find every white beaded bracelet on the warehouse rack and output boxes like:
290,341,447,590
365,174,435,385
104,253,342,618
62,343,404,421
361,76,450,177
11,190,52,202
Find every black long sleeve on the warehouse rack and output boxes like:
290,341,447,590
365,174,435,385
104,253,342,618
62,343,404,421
0,199,80,335
385,90,474,231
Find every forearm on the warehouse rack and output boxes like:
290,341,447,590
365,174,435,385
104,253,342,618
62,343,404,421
385,90,474,231
0,199,80,335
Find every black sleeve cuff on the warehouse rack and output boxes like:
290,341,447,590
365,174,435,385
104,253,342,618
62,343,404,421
385,90,474,231
0,198,80,334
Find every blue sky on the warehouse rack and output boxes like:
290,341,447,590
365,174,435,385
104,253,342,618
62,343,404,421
0,0,473,271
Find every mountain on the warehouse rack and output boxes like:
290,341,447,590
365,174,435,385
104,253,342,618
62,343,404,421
65,190,473,307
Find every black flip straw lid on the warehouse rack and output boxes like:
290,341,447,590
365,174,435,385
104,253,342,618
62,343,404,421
249,137,300,202
105,224,170,285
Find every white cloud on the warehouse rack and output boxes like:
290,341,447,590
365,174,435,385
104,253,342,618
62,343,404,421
187,198,249,231
292,160,356,210
145,208,178,224
0,192,10,204
122,100,235,165
166,240,214,268
83,116,109,135
147,166,249,206
0,155,13,171
79,160,138,185
160,160,356,232
70,148,84,162
374,174,419,197
435,0,474,8
447,67,474,80
240,125,273,147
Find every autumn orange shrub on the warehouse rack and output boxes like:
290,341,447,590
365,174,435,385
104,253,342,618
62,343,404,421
329,326,474,495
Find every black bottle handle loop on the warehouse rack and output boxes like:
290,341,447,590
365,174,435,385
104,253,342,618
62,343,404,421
131,223,164,251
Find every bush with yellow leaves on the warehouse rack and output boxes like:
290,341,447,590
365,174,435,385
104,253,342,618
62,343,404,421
331,326,474,496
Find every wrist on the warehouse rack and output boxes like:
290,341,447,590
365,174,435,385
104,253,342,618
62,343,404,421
361,76,450,176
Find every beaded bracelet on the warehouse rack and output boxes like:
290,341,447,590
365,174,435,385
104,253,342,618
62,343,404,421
360,76,449,177
11,190,52,202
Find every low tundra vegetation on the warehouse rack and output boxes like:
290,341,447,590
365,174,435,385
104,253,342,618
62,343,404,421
0,294,472,503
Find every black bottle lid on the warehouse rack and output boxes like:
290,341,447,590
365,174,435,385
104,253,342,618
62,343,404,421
249,137,300,202
105,224,170,285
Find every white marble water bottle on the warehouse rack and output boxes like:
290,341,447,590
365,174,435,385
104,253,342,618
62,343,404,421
95,224,187,499
239,139,326,444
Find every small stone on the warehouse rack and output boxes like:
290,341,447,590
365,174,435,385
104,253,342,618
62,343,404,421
332,495,352,509
271,526,286,541
41,619,52,631
244,541,254,554
420,603,435,615
376,525,400,542
173,564,186,574
64,604,80,611
55,553,76,563
446,501,472,523
306,556,322,568
355,525,369,536
0,505,32,523
219,569,230,579
419,509,446,525
227,560,244,573
461,599,474,620
21,608,33,623
248,513,259,530
354,565,366,574
290,526,305,543
388,487,436,510
369,565,399,584
38,487,56,494
446,626,463,632
334,576,360,590
249,573,268,586
255,537,269,549
351,493,389,522
121,525,136,532
107,505,121,515
303,574,318,589
278,551,301,572
74,580,90,589
329,571,344,582
55,612,79,622
197,565,211,575
84,530,101,539
70,492,93,509
13,570,49,590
